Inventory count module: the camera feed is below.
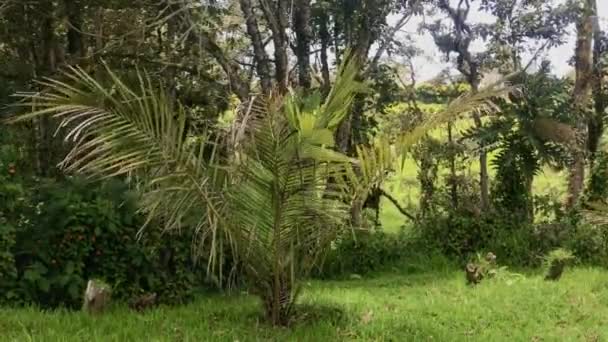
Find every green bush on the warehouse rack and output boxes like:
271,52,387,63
315,230,406,278
0,156,28,304
3,177,205,308
0,220,18,303
564,222,608,266
415,212,560,267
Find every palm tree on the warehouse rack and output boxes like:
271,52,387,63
8,58,512,325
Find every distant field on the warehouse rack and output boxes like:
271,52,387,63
379,116,568,231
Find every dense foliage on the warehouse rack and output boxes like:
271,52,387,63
1,0,608,331
0,175,204,308
0,130,204,307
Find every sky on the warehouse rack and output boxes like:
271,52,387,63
392,0,608,81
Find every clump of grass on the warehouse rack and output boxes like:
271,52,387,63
544,248,574,281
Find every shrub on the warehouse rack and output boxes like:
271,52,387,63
315,230,406,278
564,222,608,266
0,219,17,303
415,212,561,267
0,160,28,304
4,177,204,308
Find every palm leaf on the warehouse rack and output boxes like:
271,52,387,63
348,79,516,196
9,65,228,274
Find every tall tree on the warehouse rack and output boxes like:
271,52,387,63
587,0,607,167
428,0,490,210
428,0,577,211
566,0,594,209
294,0,313,89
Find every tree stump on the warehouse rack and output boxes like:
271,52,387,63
82,280,111,314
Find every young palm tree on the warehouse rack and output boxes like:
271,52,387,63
9,59,512,325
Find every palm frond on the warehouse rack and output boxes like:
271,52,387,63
349,79,516,195
9,65,227,268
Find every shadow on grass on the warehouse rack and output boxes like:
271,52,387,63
245,303,346,327
291,303,347,327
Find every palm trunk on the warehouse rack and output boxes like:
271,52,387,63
261,276,292,326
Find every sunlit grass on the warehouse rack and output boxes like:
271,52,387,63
3,265,607,341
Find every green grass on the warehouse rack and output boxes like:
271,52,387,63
3,265,608,341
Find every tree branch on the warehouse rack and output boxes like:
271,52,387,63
380,189,416,221
370,9,414,67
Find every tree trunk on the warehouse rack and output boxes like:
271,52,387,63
363,187,382,227
588,0,606,168
260,0,289,92
471,82,489,211
333,14,342,65
319,12,331,96
476,122,490,211
38,5,59,176
566,0,594,209
447,122,459,208
434,0,489,211
239,0,272,94
294,0,312,89
64,0,84,60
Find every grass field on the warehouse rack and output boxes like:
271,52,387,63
2,262,608,341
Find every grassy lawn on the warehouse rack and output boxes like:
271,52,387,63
3,264,608,341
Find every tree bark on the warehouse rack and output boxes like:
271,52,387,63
294,0,312,89
38,4,59,176
64,0,84,59
319,12,331,96
474,112,490,211
566,0,594,209
260,0,289,92
447,121,459,208
588,0,606,167
239,0,272,94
